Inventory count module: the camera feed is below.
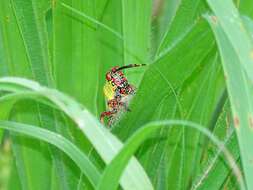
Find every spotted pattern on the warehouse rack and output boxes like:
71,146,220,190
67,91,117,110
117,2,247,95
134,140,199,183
100,64,146,126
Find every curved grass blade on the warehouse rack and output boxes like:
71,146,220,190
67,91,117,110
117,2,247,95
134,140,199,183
191,104,240,190
98,120,244,190
0,92,58,114
0,77,154,190
0,120,101,188
205,13,253,190
206,0,253,84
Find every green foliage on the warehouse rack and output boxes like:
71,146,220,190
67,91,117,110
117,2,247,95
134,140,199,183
0,0,253,189
205,1,253,187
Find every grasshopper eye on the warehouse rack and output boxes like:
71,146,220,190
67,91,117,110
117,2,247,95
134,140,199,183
111,66,119,72
106,73,112,81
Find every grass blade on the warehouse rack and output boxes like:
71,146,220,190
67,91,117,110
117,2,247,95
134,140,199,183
98,120,244,190
0,0,59,188
10,0,53,85
113,20,223,189
121,0,152,84
191,104,240,190
0,121,101,188
206,0,253,84
60,2,123,40
0,77,154,190
206,12,253,190
156,0,208,56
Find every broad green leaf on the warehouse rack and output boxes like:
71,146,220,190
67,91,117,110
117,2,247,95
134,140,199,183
113,19,224,189
114,20,214,135
53,1,99,113
156,0,209,56
206,12,253,189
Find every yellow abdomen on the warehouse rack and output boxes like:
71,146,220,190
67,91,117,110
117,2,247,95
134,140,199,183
103,81,116,100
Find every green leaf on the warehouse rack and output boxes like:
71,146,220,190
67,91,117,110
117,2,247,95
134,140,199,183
113,19,223,189
60,3,123,41
53,1,155,188
2,0,253,189
0,25,8,77
0,120,101,188
99,120,243,190
0,25,6,141
206,0,253,84
238,0,253,19
53,1,99,113
53,1,103,188
7,162,22,190
205,11,253,189
96,0,124,114
121,0,152,84
0,1,55,189
0,77,154,190
191,103,240,190
10,0,53,85
156,0,209,56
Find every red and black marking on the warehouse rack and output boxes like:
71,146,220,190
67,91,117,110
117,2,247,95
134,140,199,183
100,64,146,126
105,64,145,96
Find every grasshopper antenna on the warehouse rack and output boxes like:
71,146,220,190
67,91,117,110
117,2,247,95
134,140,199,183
115,64,146,72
